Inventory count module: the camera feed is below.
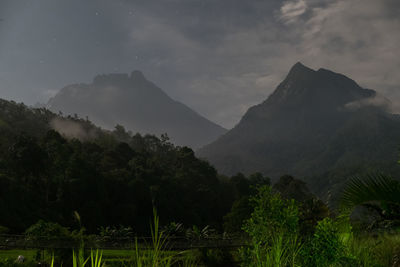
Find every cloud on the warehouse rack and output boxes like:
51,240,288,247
344,94,391,111
49,0,400,129
117,0,400,128
2,0,400,129
280,0,308,24
50,118,97,141
295,0,400,99
41,89,58,99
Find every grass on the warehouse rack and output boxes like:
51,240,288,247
346,233,400,267
3,234,400,266
32,209,199,266
131,208,200,266
0,249,38,260
4,206,398,266
0,248,199,264
242,233,302,267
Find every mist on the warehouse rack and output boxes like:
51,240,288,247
50,117,98,141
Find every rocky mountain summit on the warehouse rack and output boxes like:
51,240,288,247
198,63,400,195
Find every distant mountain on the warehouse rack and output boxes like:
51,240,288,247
47,71,226,149
198,63,400,195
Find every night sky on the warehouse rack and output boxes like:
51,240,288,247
0,0,399,128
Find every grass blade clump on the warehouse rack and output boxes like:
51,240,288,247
133,208,174,267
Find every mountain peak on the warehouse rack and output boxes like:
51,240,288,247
287,62,315,77
291,61,312,71
267,62,316,103
47,70,226,149
267,63,375,108
91,71,150,87
130,70,147,81
198,64,398,193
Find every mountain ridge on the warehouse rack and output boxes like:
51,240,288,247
197,63,400,196
47,71,227,149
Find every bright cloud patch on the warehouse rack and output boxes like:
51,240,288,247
280,0,308,24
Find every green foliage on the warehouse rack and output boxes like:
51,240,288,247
25,220,70,240
70,250,103,267
340,174,400,222
0,114,229,234
296,197,330,237
24,220,73,264
185,225,217,240
241,185,301,266
237,181,400,267
243,186,299,243
223,197,252,233
98,225,134,241
301,218,345,267
161,222,184,237
240,232,302,267
72,211,88,266
72,249,89,267
0,258,37,267
132,209,175,267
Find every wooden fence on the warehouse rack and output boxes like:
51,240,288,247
0,234,248,251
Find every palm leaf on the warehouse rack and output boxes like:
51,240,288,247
340,173,400,211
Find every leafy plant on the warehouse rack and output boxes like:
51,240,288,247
132,208,174,267
185,225,217,240
73,211,88,267
98,225,134,241
25,220,71,240
340,174,400,218
162,222,184,237
301,218,345,267
24,220,72,264
90,250,104,267
243,186,299,244
70,250,104,267
240,185,301,267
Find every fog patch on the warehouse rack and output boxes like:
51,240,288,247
344,94,391,111
50,118,97,141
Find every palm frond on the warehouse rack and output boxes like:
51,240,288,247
340,173,400,210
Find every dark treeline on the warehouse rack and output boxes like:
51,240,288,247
0,99,270,234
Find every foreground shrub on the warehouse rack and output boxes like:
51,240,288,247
240,185,301,266
301,218,345,267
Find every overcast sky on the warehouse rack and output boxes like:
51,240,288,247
0,0,399,128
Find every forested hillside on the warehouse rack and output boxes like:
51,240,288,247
0,98,267,234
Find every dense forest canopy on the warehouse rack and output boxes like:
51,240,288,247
0,98,270,234
0,95,397,237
